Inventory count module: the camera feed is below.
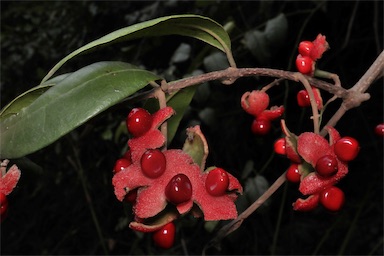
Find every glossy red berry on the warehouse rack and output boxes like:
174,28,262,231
320,186,345,211
141,149,166,178
298,41,314,57
286,164,301,183
274,138,286,155
334,137,360,162
296,54,314,75
374,123,384,137
126,108,153,137
315,155,338,177
113,158,132,173
205,168,229,196
0,193,8,222
153,222,176,249
165,174,193,204
297,90,311,107
251,117,271,135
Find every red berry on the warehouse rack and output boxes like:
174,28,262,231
274,138,286,155
141,149,166,178
123,150,132,161
126,108,152,137
251,117,271,135
374,123,384,137
296,54,314,75
286,164,301,183
297,90,311,107
315,155,338,177
165,174,193,204
320,186,345,211
298,41,314,57
240,90,270,116
124,189,138,204
113,158,132,173
0,193,8,222
334,137,360,162
153,222,176,249
205,168,230,196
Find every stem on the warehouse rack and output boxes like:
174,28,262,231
204,171,287,252
153,85,168,147
293,73,320,134
67,149,108,255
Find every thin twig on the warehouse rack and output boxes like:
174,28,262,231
203,171,287,253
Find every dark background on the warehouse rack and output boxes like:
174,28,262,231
1,1,383,255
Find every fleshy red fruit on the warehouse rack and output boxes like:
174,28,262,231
296,54,314,75
165,174,193,205
240,90,270,116
126,108,153,137
374,124,384,137
274,138,286,155
298,41,314,57
315,155,338,177
320,186,345,211
205,168,229,196
141,149,166,178
286,164,301,183
113,158,132,174
334,137,360,162
297,90,311,107
0,193,8,222
153,222,176,249
251,117,271,135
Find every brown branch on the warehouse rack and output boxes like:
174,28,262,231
320,50,384,136
203,172,287,254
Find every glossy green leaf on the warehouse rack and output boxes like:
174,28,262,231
0,73,71,119
0,61,161,158
41,14,233,84
166,85,197,145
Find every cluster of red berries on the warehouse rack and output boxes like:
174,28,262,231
241,90,284,135
0,160,21,223
112,107,242,249
295,34,329,76
274,124,360,212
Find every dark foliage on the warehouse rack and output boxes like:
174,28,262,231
1,1,383,255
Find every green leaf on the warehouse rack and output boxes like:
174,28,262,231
0,61,161,158
0,73,71,119
41,14,233,84
182,126,209,170
166,85,197,145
